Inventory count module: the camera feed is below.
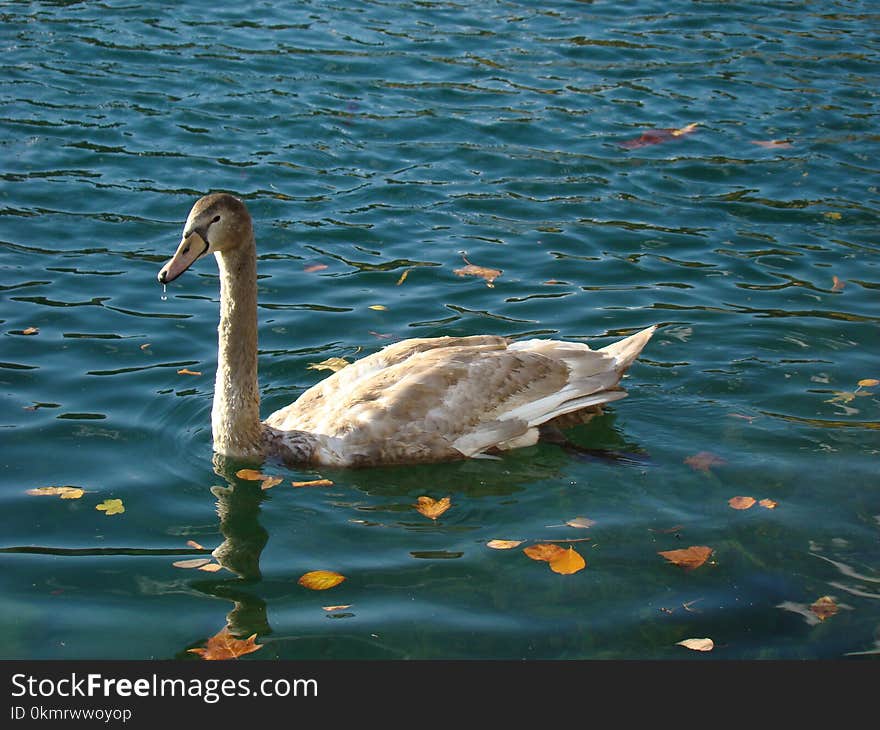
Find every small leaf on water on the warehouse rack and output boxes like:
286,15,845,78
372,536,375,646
186,539,205,550
188,627,262,661
26,486,84,500
486,539,523,550
368,304,387,311
140,343,151,351
453,255,502,287
95,498,125,516
414,495,452,520
298,570,346,591
21,327,39,335
303,263,328,273
291,479,334,488
751,139,793,149
728,496,756,510
396,269,410,286
322,605,352,612
260,476,283,490
173,558,212,569
671,122,699,137
824,212,842,221
307,357,350,373
198,562,223,572
549,546,586,575
759,498,778,509
177,368,201,376
566,516,596,529
831,275,845,291
826,391,855,404
684,451,726,473
676,637,714,652
523,543,567,562
857,379,879,388
658,545,713,570
810,595,838,621
236,468,266,481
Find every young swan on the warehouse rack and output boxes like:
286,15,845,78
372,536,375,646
158,193,656,467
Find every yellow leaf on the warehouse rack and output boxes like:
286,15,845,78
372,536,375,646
177,368,201,376
658,545,713,570
810,595,838,621
728,496,756,510
368,304,387,311
298,570,346,591
676,637,714,652
549,546,586,575
21,326,39,335
236,468,267,481
396,269,410,286
172,558,212,569
307,357,350,373
486,539,524,550
857,379,879,388
671,122,699,137
95,498,125,516
824,212,842,221
414,495,452,520
759,498,778,509
826,391,855,404
523,543,567,562
260,476,283,490
291,479,334,488
188,627,262,660
322,604,352,611
26,486,84,500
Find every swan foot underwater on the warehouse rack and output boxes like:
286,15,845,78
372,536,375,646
158,193,657,469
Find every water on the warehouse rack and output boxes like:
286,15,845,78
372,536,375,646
1,0,878,661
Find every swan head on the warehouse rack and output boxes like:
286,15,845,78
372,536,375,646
158,193,253,284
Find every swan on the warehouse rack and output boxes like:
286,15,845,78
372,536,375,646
158,193,656,467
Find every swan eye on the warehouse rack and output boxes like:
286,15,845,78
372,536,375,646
182,244,190,254
212,215,221,223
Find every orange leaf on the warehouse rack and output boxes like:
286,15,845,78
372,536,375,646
857,379,879,388
453,255,502,287
728,496,756,510
291,479,334,488
486,539,523,550
21,326,39,335
523,543,566,562
187,627,262,660
236,469,267,481
658,545,713,570
396,269,410,286
549,546,586,575
298,570,346,591
414,495,452,520
260,476,283,490
186,539,205,550
177,368,201,376
810,595,838,621
684,451,726,473
198,562,223,572
758,498,778,509
676,637,714,651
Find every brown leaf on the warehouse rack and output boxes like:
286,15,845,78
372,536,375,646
177,368,201,376
810,595,838,621
684,451,726,473
188,627,262,660
414,495,452,520
453,255,502,287
298,570,346,591
758,498,778,509
728,496,756,510
26,486,84,500
658,545,713,570
291,479,334,488
676,637,714,652
236,468,267,481
620,122,698,149
549,546,586,575
486,539,523,550
523,543,567,562
172,558,213,569
21,326,39,335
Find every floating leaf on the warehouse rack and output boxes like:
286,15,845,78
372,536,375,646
236,468,267,480
486,539,523,550
26,486,84,500
620,122,698,149
810,595,838,621
824,212,842,221
396,269,410,286
831,275,845,291
759,498,778,509
566,516,596,529
186,539,205,550
453,255,502,287
684,451,726,473
368,304,387,311
826,391,855,404
177,368,201,376
21,326,39,335
751,139,793,149
728,496,756,510
549,546,586,575
307,357,350,373
414,495,452,520
658,545,713,570
140,343,151,351
260,476,283,490
188,627,262,660
298,570,346,591
322,604,352,612
676,637,714,652
857,379,879,388
198,562,223,572
95,498,125,516
303,263,328,273
173,557,212,569
523,543,567,562
291,479,334,488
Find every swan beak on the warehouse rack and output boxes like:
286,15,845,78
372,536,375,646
158,232,209,284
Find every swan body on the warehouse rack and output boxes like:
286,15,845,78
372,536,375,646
158,193,656,467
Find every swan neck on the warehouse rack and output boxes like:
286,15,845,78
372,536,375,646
213,238,263,457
